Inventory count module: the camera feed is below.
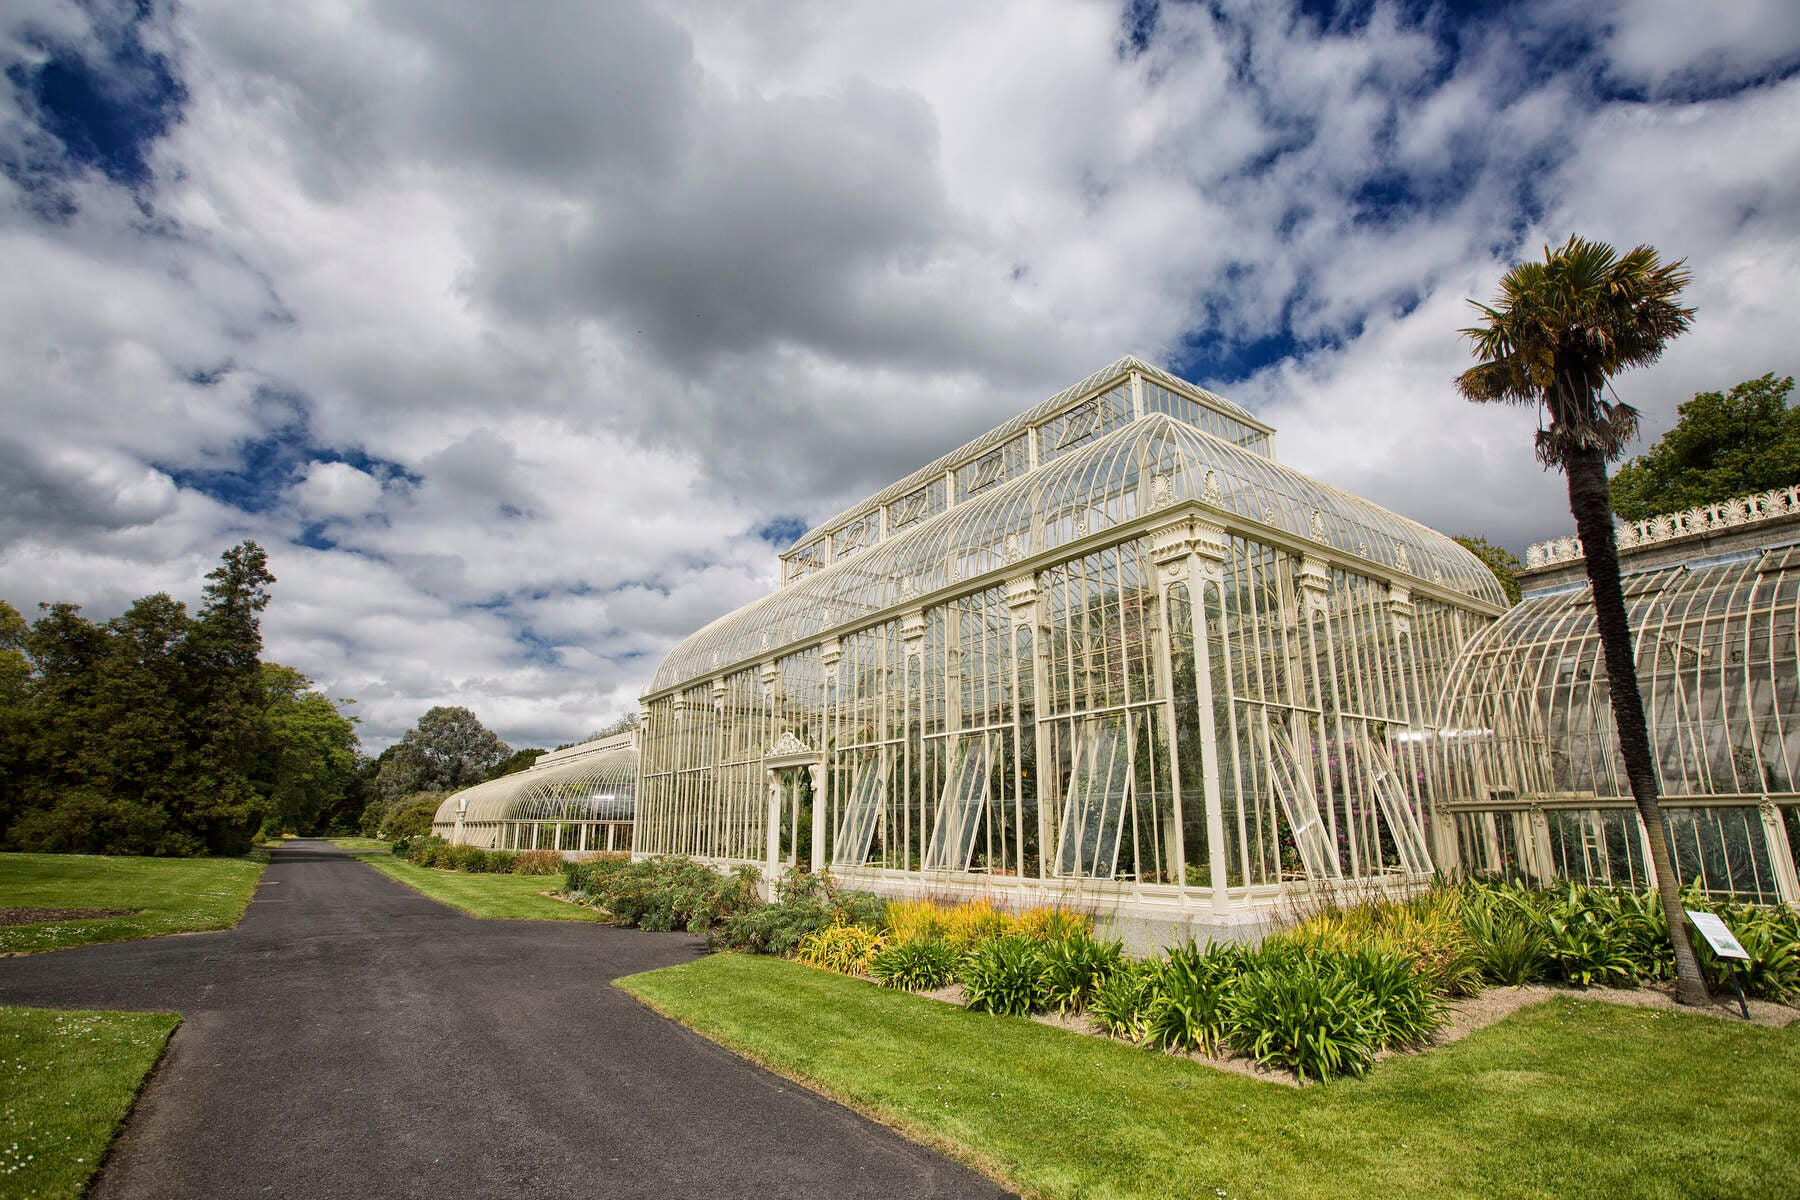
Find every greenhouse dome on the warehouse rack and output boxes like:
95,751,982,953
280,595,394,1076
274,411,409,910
636,358,1507,932
432,730,637,855
1436,487,1800,904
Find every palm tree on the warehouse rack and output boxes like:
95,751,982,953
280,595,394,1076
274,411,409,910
1457,234,1708,1006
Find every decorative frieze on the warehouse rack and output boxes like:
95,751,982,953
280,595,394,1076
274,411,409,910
1525,485,1800,567
1297,553,1331,615
1004,572,1040,617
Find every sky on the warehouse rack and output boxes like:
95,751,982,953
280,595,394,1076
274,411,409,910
2,0,1797,752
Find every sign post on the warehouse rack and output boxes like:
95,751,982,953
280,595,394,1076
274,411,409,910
1686,910,1751,1019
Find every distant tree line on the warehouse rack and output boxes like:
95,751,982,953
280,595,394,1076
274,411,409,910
0,543,361,855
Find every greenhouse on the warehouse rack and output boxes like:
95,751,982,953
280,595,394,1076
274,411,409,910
432,730,637,855
1437,487,1800,904
635,357,1508,931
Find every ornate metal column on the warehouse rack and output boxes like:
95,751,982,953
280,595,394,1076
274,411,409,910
1005,572,1045,881
1149,514,1232,912
815,638,841,873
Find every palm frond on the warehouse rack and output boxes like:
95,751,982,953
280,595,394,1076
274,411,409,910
1458,234,1692,469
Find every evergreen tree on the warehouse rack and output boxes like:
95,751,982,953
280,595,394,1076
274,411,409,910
176,542,277,853
1457,234,1707,1005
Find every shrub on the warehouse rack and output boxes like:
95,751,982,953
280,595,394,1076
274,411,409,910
885,899,948,943
1090,959,1160,1042
1145,942,1243,1054
1540,885,1647,988
1461,886,1551,986
1013,906,1093,942
1226,952,1377,1083
511,849,565,876
5,791,196,857
589,858,762,932
942,899,1011,951
1038,930,1123,1014
960,935,1048,1016
402,835,447,865
447,844,490,872
1341,947,1444,1050
797,922,887,974
713,902,822,956
831,889,889,932
563,852,631,893
1287,886,1482,997
869,937,960,991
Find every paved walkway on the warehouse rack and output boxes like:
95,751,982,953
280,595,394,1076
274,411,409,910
0,840,1010,1199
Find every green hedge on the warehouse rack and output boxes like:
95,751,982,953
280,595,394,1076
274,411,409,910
390,835,564,876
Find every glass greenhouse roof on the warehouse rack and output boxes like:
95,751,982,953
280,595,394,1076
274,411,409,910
433,732,638,826
650,376,1505,697
780,356,1275,580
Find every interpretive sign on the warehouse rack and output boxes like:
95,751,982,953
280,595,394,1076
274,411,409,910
1686,910,1749,960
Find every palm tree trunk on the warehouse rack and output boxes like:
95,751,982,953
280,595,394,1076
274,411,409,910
1565,445,1710,1005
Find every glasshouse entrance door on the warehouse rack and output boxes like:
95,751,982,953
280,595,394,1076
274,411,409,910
763,733,826,889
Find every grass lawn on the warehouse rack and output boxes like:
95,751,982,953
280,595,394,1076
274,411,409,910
621,954,1800,1200
1,1006,179,1200
333,842,606,923
0,854,266,956
327,836,390,854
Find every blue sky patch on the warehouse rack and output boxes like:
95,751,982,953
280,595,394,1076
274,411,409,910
5,1,185,196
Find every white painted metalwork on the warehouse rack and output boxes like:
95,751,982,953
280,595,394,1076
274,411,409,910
636,361,1506,927
1439,511,1800,903
1525,485,1800,567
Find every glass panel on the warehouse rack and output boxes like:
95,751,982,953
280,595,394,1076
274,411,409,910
924,736,990,871
832,754,887,868
1055,714,1133,877
1665,806,1781,903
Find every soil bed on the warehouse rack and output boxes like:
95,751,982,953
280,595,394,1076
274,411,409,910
0,906,138,926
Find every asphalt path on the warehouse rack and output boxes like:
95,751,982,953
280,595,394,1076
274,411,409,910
0,839,1011,1199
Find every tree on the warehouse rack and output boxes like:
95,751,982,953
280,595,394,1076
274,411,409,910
375,706,511,801
257,665,361,834
0,542,298,855
176,542,278,854
485,747,545,781
1453,535,1523,606
1610,373,1800,520
1457,233,1707,1005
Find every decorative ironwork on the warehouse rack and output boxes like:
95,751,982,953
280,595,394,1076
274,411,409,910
1526,485,1800,567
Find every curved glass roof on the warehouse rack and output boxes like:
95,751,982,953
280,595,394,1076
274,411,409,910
783,356,1274,570
651,413,1505,695
434,735,638,826
1437,539,1800,800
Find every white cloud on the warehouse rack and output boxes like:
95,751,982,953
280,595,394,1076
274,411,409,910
2,0,1796,752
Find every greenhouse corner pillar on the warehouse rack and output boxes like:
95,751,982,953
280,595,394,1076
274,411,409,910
1150,513,1233,913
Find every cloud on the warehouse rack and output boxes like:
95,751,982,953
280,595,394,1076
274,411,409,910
290,461,383,520
1,0,1796,753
